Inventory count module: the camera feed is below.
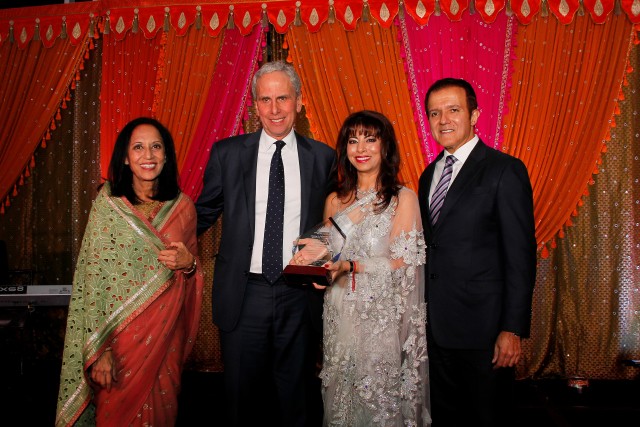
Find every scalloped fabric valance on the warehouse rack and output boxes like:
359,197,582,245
1,0,639,48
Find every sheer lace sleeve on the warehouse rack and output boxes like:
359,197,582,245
358,188,426,278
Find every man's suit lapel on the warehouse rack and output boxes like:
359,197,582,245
296,132,314,234
242,133,261,238
433,140,487,231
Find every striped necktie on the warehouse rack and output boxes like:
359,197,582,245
429,155,457,225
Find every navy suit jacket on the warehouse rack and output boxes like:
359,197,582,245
418,140,536,349
195,130,335,332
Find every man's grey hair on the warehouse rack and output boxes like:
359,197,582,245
251,61,302,100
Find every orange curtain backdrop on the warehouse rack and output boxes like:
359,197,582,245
99,30,163,178
520,56,640,380
502,15,634,252
286,20,424,190
0,33,92,211
179,25,264,200
151,27,223,170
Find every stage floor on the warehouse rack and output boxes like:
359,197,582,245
1,357,639,426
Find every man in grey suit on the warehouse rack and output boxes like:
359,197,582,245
196,61,335,427
418,78,537,427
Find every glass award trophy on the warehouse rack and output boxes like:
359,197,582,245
283,217,347,287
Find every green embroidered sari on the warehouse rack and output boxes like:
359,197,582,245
56,183,203,426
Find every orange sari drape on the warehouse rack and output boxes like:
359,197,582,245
95,271,199,426
503,14,634,250
287,20,424,190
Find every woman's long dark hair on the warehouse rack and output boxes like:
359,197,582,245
108,117,180,203
333,110,401,212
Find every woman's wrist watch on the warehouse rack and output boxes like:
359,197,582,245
183,256,197,274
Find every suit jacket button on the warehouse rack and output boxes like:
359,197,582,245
429,273,439,279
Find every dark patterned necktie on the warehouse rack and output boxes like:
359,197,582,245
262,140,286,284
429,155,457,225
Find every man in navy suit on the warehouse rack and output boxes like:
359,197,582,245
196,61,335,427
418,78,536,427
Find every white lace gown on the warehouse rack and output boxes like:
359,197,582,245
320,187,431,426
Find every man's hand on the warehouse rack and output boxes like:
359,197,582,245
492,331,521,368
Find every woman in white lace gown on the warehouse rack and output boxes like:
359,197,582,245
302,110,431,426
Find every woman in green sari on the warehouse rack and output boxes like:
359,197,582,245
56,117,203,426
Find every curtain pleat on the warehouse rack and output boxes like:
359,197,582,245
0,2,639,381
287,20,424,190
0,34,91,209
152,27,223,170
0,38,102,283
179,25,263,200
99,31,162,177
521,45,640,379
397,12,517,162
503,14,634,250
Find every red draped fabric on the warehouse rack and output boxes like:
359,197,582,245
179,25,263,200
0,3,97,210
1,1,639,206
1,0,639,382
397,11,517,163
99,23,261,185
0,30,93,212
3,1,633,41
287,20,425,190
152,28,224,170
99,31,162,177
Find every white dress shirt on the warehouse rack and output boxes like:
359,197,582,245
250,130,302,273
428,136,479,205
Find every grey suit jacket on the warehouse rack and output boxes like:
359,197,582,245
418,140,536,349
195,130,335,332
